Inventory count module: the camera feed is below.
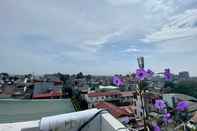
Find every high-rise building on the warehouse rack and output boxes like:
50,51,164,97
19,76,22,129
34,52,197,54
178,71,190,80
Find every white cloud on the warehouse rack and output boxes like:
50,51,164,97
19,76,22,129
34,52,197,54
122,48,141,53
1,0,197,75
141,8,197,55
83,29,126,52
107,0,141,5
0,0,179,53
144,0,177,14
142,9,197,43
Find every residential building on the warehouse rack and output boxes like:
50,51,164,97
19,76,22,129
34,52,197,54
163,93,197,110
85,92,121,108
85,91,134,108
132,92,145,119
85,91,144,119
178,71,190,80
96,102,134,124
32,81,63,99
143,92,162,113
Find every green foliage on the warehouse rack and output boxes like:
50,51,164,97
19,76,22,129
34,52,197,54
76,72,84,79
71,96,81,111
164,81,175,88
171,80,197,98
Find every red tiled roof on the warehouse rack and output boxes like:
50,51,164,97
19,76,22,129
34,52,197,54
32,91,63,99
120,91,134,97
119,106,134,114
53,80,63,85
87,92,121,97
33,80,63,84
96,102,132,118
87,91,135,97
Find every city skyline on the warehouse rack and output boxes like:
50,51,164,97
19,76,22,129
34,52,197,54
0,0,197,76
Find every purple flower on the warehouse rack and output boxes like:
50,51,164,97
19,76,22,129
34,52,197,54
163,113,172,124
146,69,154,78
153,124,161,131
164,68,170,73
112,76,123,87
164,68,172,81
154,99,166,110
176,101,189,111
136,68,147,80
164,112,171,118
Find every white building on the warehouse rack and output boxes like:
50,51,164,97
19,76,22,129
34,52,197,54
132,93,145,119
85,91,134,108
178,71,190,80
85,91,144,119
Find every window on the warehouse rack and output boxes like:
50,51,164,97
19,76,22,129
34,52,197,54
134,95,137,99
140,112,143,117
135,109,137,115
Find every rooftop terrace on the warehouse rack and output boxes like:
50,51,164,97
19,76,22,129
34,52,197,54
0,99,75,123
0,109,129,131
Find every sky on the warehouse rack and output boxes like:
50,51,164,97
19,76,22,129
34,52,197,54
0,0,197,76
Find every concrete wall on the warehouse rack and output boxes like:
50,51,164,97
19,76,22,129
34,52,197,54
1,109,128,131
101,113,129,131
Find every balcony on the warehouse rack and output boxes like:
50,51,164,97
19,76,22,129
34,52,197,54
0,109,129,131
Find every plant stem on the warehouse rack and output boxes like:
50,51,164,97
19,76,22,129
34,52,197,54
139,80,147,131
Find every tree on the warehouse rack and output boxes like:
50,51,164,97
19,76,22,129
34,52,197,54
171,80,197,98
86,74,92,81
76,72,84,79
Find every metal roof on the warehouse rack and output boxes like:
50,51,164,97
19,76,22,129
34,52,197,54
0,99,75,123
